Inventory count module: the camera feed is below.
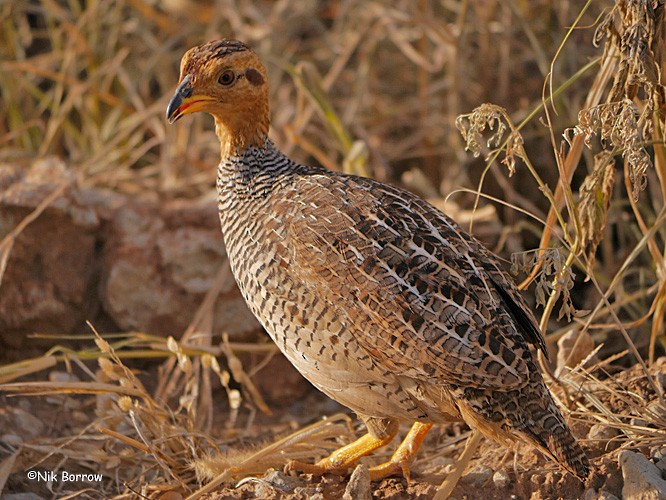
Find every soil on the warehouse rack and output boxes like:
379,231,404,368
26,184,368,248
2,357,664,499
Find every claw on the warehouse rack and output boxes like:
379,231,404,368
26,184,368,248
286,422,433,484
367,422,433,483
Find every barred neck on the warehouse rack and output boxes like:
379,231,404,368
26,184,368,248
217,138,320,199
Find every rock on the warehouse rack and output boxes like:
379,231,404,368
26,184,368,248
11,407,44,438
585,489,620,500
293,485,324,499
619,450,666,500
101,194,262,339
239,478,279,499
598,491,621,500
647,402,666,420
0,159,264,351
651,446,666,462
0,159,99,346
261,469,302,493
652,446,666,473
556,329,595,375
343,463,371,500
48,371,80,383
588,423,621,452
1,433,23,447
462,464,493,487
493,469,511,488
584,489,597,500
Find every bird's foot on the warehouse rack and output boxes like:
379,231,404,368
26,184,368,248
367,422,433,482
286,422,433,484
286,431,395,476
367,458,410,482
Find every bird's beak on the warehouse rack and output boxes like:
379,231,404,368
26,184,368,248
166,75,214,124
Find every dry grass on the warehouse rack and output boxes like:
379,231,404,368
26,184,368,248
1,0,666,497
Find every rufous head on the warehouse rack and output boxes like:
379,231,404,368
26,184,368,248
166,40,270,153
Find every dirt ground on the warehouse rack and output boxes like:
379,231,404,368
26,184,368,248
196,359,660,500
1,355,664,499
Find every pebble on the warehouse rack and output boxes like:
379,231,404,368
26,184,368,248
587,423,621,451
647,402,666,419
293,485,324,499
652,446,666,474
11,408,44,438
651,446,666,462
1,433,23,447
462,464,493,487
48,371,80,383
261,469,302,493
584,488,620,500
619,450,666,500
598,491,621,500
493,469,511,488
343,464,371,500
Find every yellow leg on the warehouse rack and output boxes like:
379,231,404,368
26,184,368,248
433,430,483,500
368,422,434,482
286,427,398,476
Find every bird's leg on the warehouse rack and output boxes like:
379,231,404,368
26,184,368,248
367,421,433,482
286,417,398,476
433,430,483,500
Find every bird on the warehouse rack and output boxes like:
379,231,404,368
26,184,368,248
166,39,590,488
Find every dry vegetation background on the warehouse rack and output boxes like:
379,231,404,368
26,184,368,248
1,0,665,498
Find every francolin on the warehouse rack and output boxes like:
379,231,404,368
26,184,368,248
166,40,589,492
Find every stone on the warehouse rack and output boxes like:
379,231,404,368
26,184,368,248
101,194,262,339
598,491,621,500
619,450,666,500
462,464,493,487
588,423,621,452
652,446,666,473
1,433,23,447
556,329,595,375
0,159,99,347
585,489,620,500
493,469,511,488
343,463,371,500
261,469,302,493
293,485,324,499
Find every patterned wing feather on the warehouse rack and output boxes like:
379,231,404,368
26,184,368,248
280,172,546,391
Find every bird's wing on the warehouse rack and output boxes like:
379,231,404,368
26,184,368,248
277,172,546,391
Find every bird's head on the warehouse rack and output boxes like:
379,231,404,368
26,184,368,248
166,40,270,154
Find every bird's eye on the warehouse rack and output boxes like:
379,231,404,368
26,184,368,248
218,70,236,86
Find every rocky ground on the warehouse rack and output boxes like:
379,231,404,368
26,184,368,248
1,358,665,499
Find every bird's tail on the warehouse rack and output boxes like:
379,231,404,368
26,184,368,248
516,397,590,479
458,372,590,480
506,372,590,479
